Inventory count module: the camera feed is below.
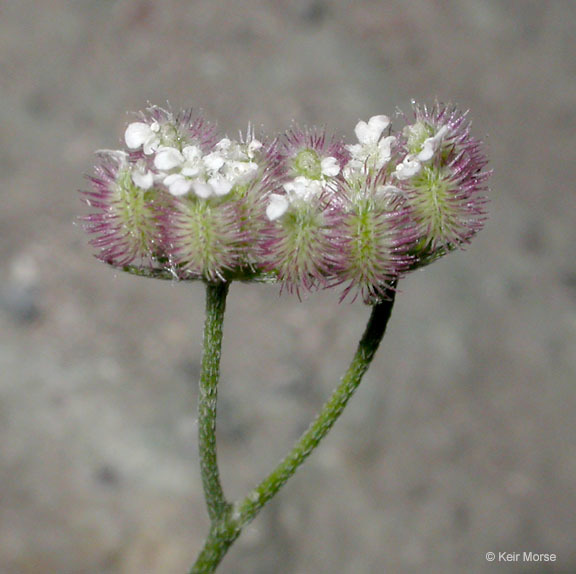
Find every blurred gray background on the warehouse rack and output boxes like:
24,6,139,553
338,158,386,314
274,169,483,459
1,1,575,573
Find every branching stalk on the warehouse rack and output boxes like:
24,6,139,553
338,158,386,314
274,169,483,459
191,286,396,573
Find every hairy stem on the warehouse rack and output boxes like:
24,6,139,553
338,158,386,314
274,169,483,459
191,289,396,573
198,281,231,522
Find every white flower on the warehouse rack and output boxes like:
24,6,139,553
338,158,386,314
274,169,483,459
163,173,193,196
354,115,390,144
320,156,340,177
203,151,226,172
215,138,232,151
215,137,260,161
191,182,214,199
154,146,206,196
152,136,262,199
180,146,204,177
394,155,422,180
223,160,259,184
125,121,161,154
266,194,289,221
130,161,154,190
205,137,262,190
284,177,323,202
154,146,184,171
266,174,327,221
347,115,396,174
390,124,450,182
269,149,338,220
207,175,233,197
416,125,450,162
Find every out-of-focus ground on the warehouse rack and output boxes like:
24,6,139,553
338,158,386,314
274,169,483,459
1,1,575,573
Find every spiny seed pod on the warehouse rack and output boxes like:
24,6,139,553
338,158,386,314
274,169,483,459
332,171,418,303
263,194,341,294
261,127,348,294
82,151,167,267
163,129,274,281
163,196,245,281
393,103,490,263
222,132,281,273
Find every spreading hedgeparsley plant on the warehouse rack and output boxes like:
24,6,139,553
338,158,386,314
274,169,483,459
82,102,489,573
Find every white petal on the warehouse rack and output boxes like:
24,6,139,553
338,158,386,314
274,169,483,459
417,125,450,162
232,160,258,177
237,161,259,182
125,123,153,149
434,125,450,140
209,177,233,196
343,159,364,178
394,157,422,180
167,175,192,197
321,156,340,177
305,180,323,198
378,135,396,155
182,145,202,161
354,120,372,144
154,147,184,171
143,137,160,155
203,152,225,172
368,115,390,132
266,194,289,221
285,176,313,199
355,115,390,144
375,135,396,168
181,165,202,177
192,182,214,199
131,169,154,190
417,140,436,162
163,173,182,185
366,116,391,144
287,178,320,200
283,181,297,194
346,143,364,159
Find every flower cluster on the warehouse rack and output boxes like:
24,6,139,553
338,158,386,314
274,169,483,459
82,103,489,301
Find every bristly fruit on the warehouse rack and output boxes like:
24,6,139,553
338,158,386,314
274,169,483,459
82,102,490,300
393,103,490,265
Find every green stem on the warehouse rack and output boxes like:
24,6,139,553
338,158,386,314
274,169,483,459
189,520,241,574
198,281,231,522
190,289,396,573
